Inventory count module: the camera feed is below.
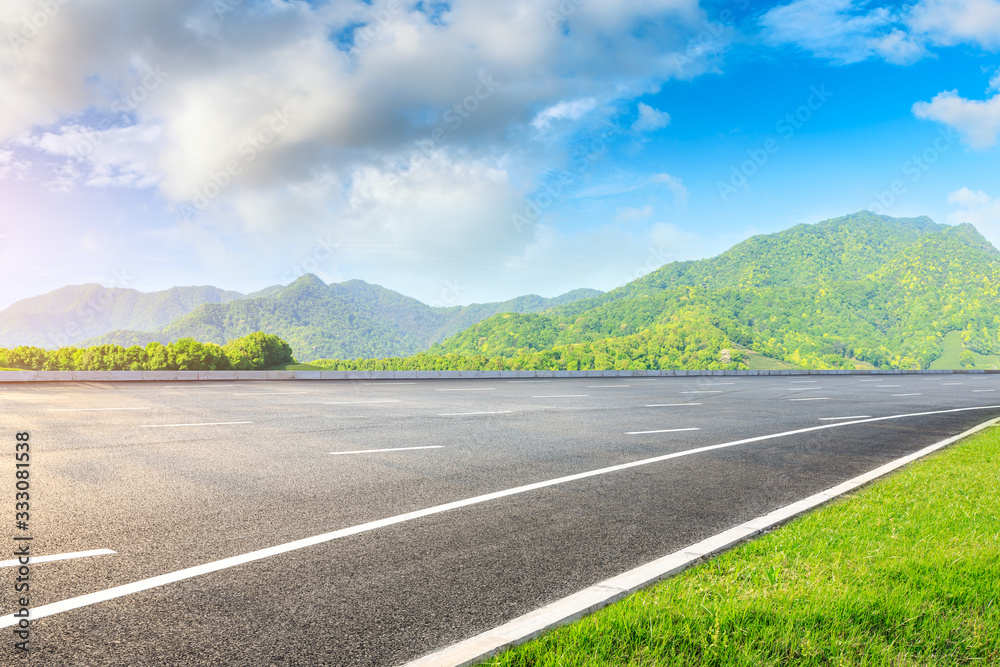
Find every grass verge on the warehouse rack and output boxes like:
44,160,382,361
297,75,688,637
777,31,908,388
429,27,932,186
484,426,1000,666
931,331,1000,370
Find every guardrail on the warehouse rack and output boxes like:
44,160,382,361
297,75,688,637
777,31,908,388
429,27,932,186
1,369,999,382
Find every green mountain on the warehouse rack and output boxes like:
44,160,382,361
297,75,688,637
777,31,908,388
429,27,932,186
417,213,1000,371
0,284,244,348
81,277,603,361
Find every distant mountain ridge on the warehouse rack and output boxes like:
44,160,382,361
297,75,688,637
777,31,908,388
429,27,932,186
0,284,244,348
71,278,603,361
427,212,1000,371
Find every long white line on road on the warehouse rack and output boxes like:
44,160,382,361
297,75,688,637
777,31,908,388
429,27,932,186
0,549,115,568
790,380,817,383
788,387,819,391
789,397,830,401
873,384,901,388
8,404,998,630
140,422,253,428
163,385,236,389
586,385,630,388
627,428,701,435
681,391,721,394
322,400,400,405
532,395,589,398
893,393,922,397
48,407,151,412
973,389,996,392
437,411,512,416
407,416,1000,667
942,382,963,385
232,392,311,396
819,415,871,421
363,382,416,385
329,446,444,456
646,403,701,407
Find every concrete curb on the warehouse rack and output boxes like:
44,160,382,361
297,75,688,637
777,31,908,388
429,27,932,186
401,417,1000,667
1,369,998,382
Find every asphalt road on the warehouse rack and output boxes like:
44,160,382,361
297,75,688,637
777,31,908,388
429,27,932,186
1,375,998,666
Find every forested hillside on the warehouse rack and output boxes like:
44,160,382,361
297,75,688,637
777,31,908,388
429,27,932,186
81,276,603,361
315,213,1000,372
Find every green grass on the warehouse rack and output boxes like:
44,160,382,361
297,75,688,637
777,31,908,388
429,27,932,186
931,331,1000,370
744,352,800,371
485,426,1000,666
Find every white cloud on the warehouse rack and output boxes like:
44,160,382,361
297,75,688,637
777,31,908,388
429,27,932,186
615,205,654,223
947,187,1000,248
0,0,721,294
908,0,1000,49
760,0,1000,65
532,99,599,129
650,173,688,205
913,89,1000,148
632,103,671,132
760,0,925,64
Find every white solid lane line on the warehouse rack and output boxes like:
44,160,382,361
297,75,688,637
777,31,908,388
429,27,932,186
4,404,998,630
586,385,630,388
872,384,901,387
233,392,311,396
646,403,702,407
790,380,817,383
0,549,115,568
437,411,512,416
942,382,963,385
531,395,589,398
140,422,253,428
627,428,701,435
818,415,871,421
48,407,151,412
789,397,830,401
788,387,820,391
329,446,444,456
892,393,922,397
681,391,721,394
323,400,401,405
973,389,996,392
163,385,236,389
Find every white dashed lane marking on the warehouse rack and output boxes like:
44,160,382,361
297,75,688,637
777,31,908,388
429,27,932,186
329,446,444,456
0,549,115,568
646,403,701,407
437,411,512,417
626,428,701,435
48,407,151,412
789,397,830,401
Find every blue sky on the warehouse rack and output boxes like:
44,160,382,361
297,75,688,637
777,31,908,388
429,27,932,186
1,0,999,309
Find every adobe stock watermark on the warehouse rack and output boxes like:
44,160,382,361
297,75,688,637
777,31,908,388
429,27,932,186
384,71,501,188
7,0,72,58
428,278,467,308
184,105,295,213
867,126,960,215
512,120,623,234
72,65,169,160
282,236,343,285
47,268,134,347
717,85,833,202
